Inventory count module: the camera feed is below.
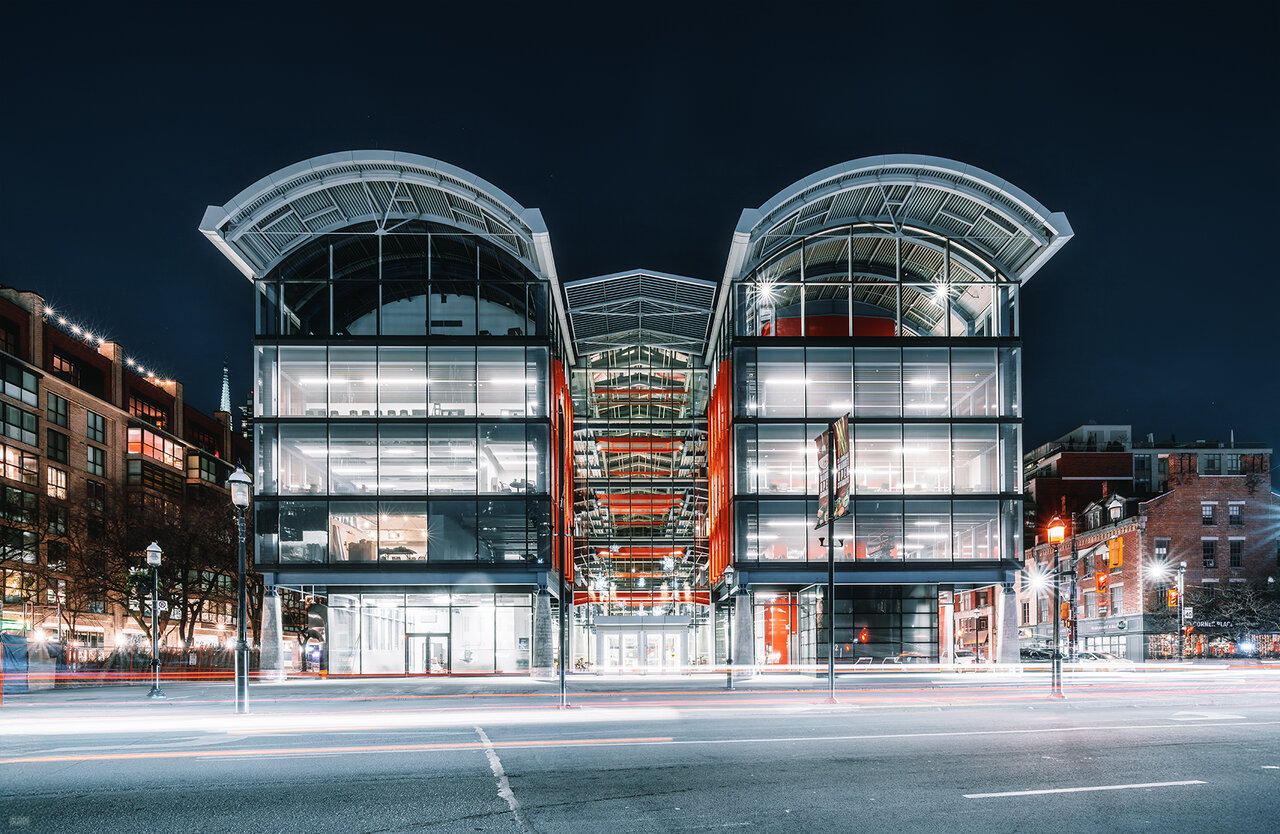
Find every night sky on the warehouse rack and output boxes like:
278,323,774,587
3,3,1276,454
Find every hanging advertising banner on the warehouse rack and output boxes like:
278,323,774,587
832,414,851,520
815,427,830,526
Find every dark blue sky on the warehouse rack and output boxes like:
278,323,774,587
2,3,1276,453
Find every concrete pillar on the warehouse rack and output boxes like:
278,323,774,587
532,590,553,675
258,587,286,681
732,593,754,676
997,583,1020,665
938,590,954,663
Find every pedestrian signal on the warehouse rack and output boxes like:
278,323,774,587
1096,572,1109,594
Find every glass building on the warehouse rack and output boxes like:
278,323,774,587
203,151,1071,674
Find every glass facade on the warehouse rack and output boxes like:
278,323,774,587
210,152,1066,675
327,591,532,675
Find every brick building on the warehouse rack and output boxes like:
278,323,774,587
1019,441,1278,659
0,287,251,654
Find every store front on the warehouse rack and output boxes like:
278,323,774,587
326,591,533,675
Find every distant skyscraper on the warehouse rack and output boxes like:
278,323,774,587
219,356,233,415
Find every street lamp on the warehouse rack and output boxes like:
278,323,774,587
145,541,165,699
1177,561,1187,662
227,466,252,714
1046,516,1066,699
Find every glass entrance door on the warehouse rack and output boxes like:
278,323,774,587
407,634,449,674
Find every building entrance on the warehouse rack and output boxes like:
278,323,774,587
594,616,690,672
407,634,449,674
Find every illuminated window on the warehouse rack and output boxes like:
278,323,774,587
1201,504,1216,525
1228,503,1242,525
47,429,68,463
86,411,106,443
189,426,219,456
46,393,68,427
1,442,38,485
46,466,67,499
127,427,182,468
128,393,168,430
1154,537,1170,559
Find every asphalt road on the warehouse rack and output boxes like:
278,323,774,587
3,670,1279,833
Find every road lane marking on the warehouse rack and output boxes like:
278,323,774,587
6,718,1279,766
477,726,530,832
1170,712,1245,720
964,780,1206,798
0,736,673,765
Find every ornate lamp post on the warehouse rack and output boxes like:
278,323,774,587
1046,516,1066,698
145,541,165,699
1177,561,1186,662
227,466,252,714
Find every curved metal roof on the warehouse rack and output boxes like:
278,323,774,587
707,153,1073,360
564,269,717,356
199,150,557,284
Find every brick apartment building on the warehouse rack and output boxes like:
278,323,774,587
0,287,251,655
1019,437,1278,660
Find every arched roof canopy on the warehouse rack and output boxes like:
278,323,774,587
709,154,1073,358
199,149,559,285
565,269,717,358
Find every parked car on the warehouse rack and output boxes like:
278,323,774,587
952,649,977,666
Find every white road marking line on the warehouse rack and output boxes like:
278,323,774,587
476,726,531,832
1170,712,1245,720
965,780,1205,799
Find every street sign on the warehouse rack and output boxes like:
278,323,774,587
156,601,169,612
1183,606,1194,620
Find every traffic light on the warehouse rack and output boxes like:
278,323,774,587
1111,536,1123,568
1060,602,1070,621
1167,589,1179,608
1096,572,1109,594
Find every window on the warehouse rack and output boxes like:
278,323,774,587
51,353,79,386
1201,454,1222,475
47,505,67,536
2,403,37,446
127,459,184,494
1110,586,1123,616
46,466,67,500
1020,601,1030,625
127,427,182,468
0,318,19,357
1230,540,1243,568
87,445,105,477
128,393,168,430
1,442,37,485
0,357,38,406
46,393,68,427
1202,539,1216,568
1229,503,1242,526
1201,504,1216,526
47,429,68,463
1,485,36,525
186,452,220,485
189,426,219,455
1154,537,1170,559
86,480,105,512
1227,454,1242,474
86,411,106,443
46,541,67,572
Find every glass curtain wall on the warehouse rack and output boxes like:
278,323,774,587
252,226,555,569
573,346,708,616
731,226,1022,567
